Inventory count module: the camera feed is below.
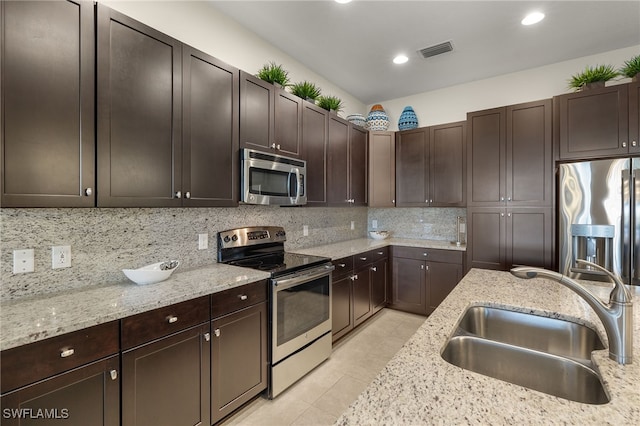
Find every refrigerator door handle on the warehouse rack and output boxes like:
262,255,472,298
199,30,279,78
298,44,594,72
622,168,631,284
632,159,640,285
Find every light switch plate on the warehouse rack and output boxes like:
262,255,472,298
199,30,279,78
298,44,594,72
350,221,355,230
372,220,378,229
303,225,309,236
13,249,34,274
52,245,71,269
198,233,208,250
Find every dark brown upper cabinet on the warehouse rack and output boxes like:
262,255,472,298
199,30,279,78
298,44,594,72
1,0,95,207
396,121,466,207
97,5,182,207
326,115,368,206
467,99,552,208
555,84,632,160
368,131,396,208
97,6,238,207
181,46,239,207
303,101,329,206
630,81,640,154
239,71,303,159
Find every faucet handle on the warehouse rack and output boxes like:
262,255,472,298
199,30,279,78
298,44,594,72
575,259,632,304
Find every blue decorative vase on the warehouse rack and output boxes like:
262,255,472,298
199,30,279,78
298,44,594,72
398,106,418,130
366,104,390,131
346,113,367,129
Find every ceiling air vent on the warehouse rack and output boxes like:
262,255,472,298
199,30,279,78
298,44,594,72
418,41,453,59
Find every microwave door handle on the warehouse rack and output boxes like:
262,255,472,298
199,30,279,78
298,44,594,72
289,168,301,204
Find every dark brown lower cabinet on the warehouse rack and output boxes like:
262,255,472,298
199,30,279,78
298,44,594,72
0,356,120,426
121,324,210,426
353,266,372,327
331,257,354,342
370,257,389,314
391,246,464,315
211,302,267,424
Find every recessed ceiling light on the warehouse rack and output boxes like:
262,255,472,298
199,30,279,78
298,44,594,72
335,0,352,4
521,11,545,26
393,55,409,65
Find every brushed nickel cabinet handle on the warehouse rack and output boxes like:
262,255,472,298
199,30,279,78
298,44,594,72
338,263,346,268
359,257,367,261
60,348,75,358
84,188,92,196
167,315,178,324
110,370,118,380
238,294,248,301
185,191,191,199
204,333,211,342
175,191,182,199
622,141,628,148
371,266,377,272
214,329,221,337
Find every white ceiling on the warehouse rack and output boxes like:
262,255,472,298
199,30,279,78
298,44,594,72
209,0,640,104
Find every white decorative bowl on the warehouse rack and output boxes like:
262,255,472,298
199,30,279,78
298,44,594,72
122,260,180,285
369,231,390,240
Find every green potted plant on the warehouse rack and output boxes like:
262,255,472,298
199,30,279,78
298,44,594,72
619,54,640,81
256,61,290,87
316,95,343,113
568,64,619,91
290,81,322,101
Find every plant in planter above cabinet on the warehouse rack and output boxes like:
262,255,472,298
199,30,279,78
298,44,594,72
568,64,619,91
256,61,290,87
619,54,640,81
317,95,344,113
290,80,322,101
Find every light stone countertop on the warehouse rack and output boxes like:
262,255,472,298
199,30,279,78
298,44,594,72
0,263,270,351
291,237,465,259
335,268,640,425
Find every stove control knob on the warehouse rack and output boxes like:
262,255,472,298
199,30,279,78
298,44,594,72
223,236,231,243
231,234,238,242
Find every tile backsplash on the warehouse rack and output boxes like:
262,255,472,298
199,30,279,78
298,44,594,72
367,208,466,241
0,206,368,301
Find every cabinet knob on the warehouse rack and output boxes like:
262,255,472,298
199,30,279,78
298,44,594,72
507,197,512,202
377,251,384,255
214,329,221,337
633,141,638,147
204,333,211,342
184,191,191,199
371,266,377,272
429,199,433,203
423,252,428,257
501,213,505,217
175,191,182,199
270,143,276,149
338,263,346,268
392,199,395,204
167,315,178,324
500,196,505,201
238,294,248,301
110,370,118,381
359,257,367,261
60,348,75,358
421,264,424,270
508,213,512,217
622,141,628,148
277,144,281,150
84,188,92,196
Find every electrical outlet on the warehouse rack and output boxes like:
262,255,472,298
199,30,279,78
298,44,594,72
372,220,378,229
198,233,208,250
350,221,355,230
303,225,309,236
13,249,34,274
52,245,71,269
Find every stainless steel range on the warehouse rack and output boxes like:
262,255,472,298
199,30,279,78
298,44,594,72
217,226,334,398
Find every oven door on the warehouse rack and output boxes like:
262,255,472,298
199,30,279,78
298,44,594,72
271,264,333,364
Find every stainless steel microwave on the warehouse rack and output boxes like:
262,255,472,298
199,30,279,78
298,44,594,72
241,149,307,206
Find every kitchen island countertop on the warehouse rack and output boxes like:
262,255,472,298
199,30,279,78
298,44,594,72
336,268,640,425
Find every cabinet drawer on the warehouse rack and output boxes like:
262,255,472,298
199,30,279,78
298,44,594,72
392,246,463,264
211,280,267,319
354,247,389,269
121,296,209,350
1,321,119,394
332,257,354,278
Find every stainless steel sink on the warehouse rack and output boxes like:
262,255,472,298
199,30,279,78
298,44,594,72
457,306,605,359
441,305,610,404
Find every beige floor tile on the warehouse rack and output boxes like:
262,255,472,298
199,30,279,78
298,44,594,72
311,375,370,418
290,405,338,426
286,360,344,404
227,391,311,426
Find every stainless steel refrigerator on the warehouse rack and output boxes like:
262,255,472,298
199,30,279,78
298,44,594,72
559,157,640,285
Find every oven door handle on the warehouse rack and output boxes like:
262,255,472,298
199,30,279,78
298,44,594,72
272,264,335,290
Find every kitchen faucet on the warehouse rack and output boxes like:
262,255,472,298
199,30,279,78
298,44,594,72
510,260,633,365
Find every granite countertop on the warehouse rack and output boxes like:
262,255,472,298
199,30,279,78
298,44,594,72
336,268,640,425
292,237,465,259
0,264,270,351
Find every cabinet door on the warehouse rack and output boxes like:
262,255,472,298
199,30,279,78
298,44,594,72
1,356,119,426
349,125,368,205
396,128,429,206
353,267,372,327
556,84,629,160
368,132,396,207
182,46,239,207
239,71,274,152
467,108,506,206
391,257,426,315
507,207,553,269
303,102,328,206
370,257,388,313
629,82,640,154
211,303,267,424
327,115,350,206
426,261,463,314
467,207,506,271
507,100,552,207
274,89,303,158
1,0,95,207
430,121,466,206
96,5,182,207
122,324,210,426
331,274,353,342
